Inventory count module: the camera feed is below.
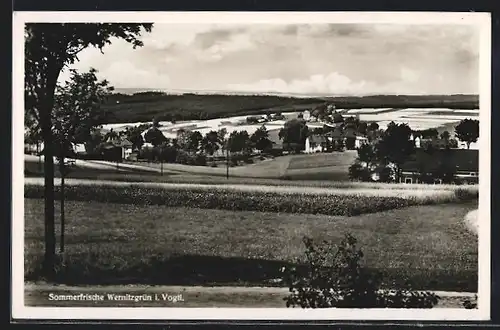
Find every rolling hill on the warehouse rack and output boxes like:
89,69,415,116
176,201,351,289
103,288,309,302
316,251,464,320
100,92,479,124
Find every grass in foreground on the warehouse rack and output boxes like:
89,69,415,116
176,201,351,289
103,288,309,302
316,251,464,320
24,199,478,291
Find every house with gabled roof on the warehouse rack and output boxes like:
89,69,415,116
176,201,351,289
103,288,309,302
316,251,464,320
400,148,478,184
305,134,327,153
100,136,134,161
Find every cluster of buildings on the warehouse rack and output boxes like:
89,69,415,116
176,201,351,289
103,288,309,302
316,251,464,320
299,106,479,185
399,148,478,185
304,133,367,153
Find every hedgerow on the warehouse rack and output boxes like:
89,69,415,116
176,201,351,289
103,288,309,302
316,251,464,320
25,184,415,216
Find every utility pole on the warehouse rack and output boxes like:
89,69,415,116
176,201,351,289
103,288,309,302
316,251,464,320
226,140,229,179
60,159,66,253
37,142,42,172
160,145,164,176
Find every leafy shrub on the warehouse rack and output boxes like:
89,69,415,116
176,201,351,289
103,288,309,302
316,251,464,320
194,154,207,166
175,150,188,164
138,146,154,161
25,184,415,217
281,234,440,308
345,137,356,150
379,166,395,183
157,145,178,163
455,187,479,201
175,150,194,165
348,163,371,181
230,154,239,166
463,295,478,309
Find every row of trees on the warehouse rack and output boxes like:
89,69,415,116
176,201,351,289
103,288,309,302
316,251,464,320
140,123,274,163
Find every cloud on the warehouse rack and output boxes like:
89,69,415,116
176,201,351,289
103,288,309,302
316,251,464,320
226,71,433,96
227,72,370,95
279,24,370,38
400,67,420,83
193,27,247,49
196,32,255,62
56,22,481,95
59,60,171,89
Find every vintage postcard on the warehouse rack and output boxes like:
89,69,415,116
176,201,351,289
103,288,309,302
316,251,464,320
12,11,491,321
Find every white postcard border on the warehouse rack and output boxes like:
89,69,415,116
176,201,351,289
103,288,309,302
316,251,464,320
11,11,492,321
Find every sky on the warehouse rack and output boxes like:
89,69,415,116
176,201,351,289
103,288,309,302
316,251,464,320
58,23,480,96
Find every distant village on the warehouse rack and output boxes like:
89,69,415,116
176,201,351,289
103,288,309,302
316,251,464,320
25,103,479,185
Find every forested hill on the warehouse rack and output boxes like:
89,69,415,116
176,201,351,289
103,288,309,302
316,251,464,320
100,91,479,124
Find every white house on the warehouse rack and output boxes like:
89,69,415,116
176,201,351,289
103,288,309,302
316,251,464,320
305,135,327,153
72,143,86,154
303,110,311,121
457,139,479,150
355,136,368,149
414,136,421,148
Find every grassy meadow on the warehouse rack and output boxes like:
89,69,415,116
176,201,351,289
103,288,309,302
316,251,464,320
25,151,358,182
24,198,478,291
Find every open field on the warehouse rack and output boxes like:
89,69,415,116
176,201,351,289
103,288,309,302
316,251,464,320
24,199,478,291
105,107,479,138
25,151,359,180
286,151,357,170
24,163,479,192
25,152,479,202
99,105,479,151
101,93,478,124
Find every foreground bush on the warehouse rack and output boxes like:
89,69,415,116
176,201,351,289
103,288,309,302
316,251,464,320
25,184,416,216
455,187,479,201
281,234,440,308
463,295,478,309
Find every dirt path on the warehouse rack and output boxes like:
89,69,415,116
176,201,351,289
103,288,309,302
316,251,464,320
25,155,162,173
24,283,476,308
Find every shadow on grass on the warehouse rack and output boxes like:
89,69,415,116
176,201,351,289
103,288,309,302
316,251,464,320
25,254,477,292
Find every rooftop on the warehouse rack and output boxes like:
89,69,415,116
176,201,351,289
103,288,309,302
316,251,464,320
401,148,478,173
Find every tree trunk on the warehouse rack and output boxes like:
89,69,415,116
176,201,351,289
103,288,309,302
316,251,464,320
160,146,164,176
30,54,63,279
226,148,229,179
41,118,56,278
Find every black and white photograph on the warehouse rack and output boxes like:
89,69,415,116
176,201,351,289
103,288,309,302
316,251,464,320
12,11,491,320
